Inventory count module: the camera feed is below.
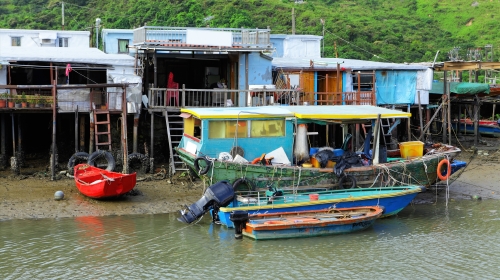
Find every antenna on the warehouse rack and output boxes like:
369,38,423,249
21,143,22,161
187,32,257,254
61,2,65,30
95,18,101,49
292,8,295,35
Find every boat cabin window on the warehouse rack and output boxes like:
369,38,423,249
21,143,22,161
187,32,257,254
208,120,285,139
250,120,285,137
209,120,248,139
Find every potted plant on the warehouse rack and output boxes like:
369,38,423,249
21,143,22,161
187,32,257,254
0,93,8,108
37,97,46,108
20,92,28,108
14,95,22,108
28,95,36,108
45,98,54,108
7,94,15,108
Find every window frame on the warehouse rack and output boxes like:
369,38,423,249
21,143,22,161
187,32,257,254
11,36,21,47
118,39,129,53
58,37,69,47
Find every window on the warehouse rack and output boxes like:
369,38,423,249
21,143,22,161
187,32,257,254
352,72,374,91
250,120,285,137
208,120,285,139
118,39,128,53
209,121,248,139
11,37,21,46
59,38,68,47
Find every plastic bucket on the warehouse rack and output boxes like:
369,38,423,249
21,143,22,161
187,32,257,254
309,194,319,201
310,147,319,156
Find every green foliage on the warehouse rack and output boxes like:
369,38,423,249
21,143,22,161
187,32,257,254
1,0,500,63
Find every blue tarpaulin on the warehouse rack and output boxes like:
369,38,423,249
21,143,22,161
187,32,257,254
375,71,416,105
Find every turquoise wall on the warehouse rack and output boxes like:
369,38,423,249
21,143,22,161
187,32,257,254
197,118,294,162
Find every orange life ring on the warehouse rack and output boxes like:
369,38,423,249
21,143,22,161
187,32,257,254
437,159,451,180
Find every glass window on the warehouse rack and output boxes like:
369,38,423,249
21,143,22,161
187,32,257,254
11,37,21,46
250,120,285,137
118,39,128,53
209,120,248,139
59,38,68,47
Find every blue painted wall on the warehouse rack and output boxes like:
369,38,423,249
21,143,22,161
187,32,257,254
270,36,285,58
102,30,134,55
237,52,273,106
197,118,294,161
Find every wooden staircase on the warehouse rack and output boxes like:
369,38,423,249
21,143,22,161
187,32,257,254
94,109,112,150
164,111,187,174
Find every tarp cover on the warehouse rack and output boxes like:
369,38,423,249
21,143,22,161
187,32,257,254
376,70,416,105
430,82,490,95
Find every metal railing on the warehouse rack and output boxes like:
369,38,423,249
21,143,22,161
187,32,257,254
147,87,376,108
133,26,271,48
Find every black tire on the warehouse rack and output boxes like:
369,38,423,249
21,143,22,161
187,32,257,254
127,153,149,173
338,174,357,189
232,178,256,195
87,150,116,171
67,152,90,175
230,146,244,158
194,156,211,175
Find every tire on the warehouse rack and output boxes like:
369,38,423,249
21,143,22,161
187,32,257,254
338,174,357,189
194,156,211,175
67,152,89,175
232,178,256,195
87,150,116,171
127,153,149,173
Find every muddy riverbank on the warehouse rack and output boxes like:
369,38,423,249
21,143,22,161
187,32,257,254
0,140,498,221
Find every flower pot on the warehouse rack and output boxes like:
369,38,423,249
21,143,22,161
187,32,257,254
0,99,6,108
8,101,15,108
15,103,22,108
21,102,28,108
29,103,35,108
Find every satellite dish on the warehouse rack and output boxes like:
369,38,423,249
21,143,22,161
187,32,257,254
230,146,244,158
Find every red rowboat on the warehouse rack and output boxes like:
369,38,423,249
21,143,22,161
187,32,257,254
74,164,136,199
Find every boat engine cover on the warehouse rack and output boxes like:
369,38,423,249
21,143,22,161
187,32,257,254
177,180,235,224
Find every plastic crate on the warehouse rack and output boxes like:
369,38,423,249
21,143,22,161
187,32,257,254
399,141,424,159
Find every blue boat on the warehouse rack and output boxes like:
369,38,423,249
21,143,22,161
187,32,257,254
216,185,424,228
454,120,500,138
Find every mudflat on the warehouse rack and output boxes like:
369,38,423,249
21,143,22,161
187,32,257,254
0,146,498,221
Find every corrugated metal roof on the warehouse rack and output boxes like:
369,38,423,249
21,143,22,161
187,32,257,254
0,47,134,66
272,57,429,71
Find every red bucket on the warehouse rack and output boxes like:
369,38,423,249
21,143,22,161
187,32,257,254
309,194,319,201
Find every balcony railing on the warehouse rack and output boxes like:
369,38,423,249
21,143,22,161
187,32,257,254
147,87,376,108
133,26,271,48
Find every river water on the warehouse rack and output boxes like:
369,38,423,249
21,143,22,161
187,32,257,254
1,199,499,280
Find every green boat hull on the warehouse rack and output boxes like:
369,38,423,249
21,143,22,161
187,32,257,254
175,147,460,190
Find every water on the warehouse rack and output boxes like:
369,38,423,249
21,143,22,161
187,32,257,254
1,200,500,280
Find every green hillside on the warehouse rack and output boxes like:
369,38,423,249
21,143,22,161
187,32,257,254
1,0,499,63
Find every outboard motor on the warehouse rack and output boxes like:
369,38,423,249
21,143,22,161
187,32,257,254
178,180,235,223
229,210,249,239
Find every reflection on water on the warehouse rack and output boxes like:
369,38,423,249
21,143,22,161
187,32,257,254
1,200,500,279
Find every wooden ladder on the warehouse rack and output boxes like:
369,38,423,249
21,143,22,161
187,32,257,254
94,109,112,150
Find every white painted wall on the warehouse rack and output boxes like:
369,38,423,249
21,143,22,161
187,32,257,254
0,29,90,49
282,35,321,58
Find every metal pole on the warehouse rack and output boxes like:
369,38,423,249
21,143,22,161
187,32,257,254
51,76,57,180
61,2,65,30
1,115,5,167
133,114,138,153
150,112,155,174
74,106,78,152
121,85,129,174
